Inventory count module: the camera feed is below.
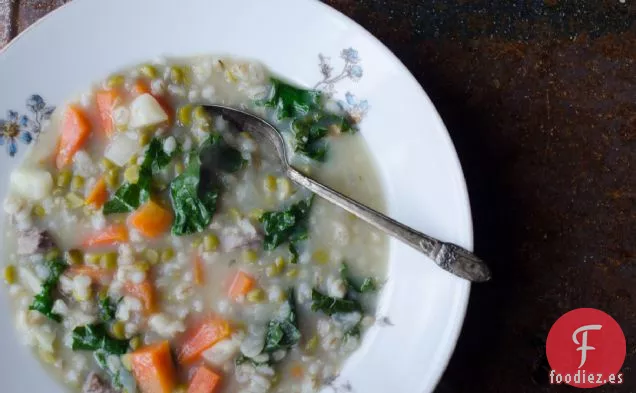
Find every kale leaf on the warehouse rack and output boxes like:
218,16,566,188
104,137,176,215
291,114,353,162
264,78,321,120
98,296,118,322
311,289,362,316
103,183,148,215
289,243,299,265
170,152,219,236
258,78,357,161
260,196,313,251
169,134,246,236
264,289,301,353
95,349,137,392
344,322,362,341
71,324,129,355
340,262,377,294
29,257,68,322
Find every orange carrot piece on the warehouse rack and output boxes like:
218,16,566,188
290,363,304,379
66,265,113,282
154,95,174,125
95,90,120,137
188,366,221,393
129,200,173,238
132,80,151,96
55,105,92,169
228,271,255,299
177,318,231,364
83,224,128,247
130,341,177,393
125,279,157,314
83,224,129,247
85,177,108,208
193,255,205,286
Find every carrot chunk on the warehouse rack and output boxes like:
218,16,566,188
85,177,108,208
132,80,151,96
55,105,92,168
66,265,113,282
83,224,129,247
188,365,221,393
129,200,173,238
130,341,177,393
125,279,157,314
177,318,231,364
228,271,255,299
193,255,205,286
95,90,120,136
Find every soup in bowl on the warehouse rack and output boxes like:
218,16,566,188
2,56,388,393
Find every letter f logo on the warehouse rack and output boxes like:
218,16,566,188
572,324,602,368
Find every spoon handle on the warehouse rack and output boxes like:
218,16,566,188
286,167,491,282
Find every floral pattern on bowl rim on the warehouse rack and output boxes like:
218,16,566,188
0,95,54,157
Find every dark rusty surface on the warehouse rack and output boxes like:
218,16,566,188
3,1,636,392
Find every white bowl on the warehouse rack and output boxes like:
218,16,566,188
0,0,472,392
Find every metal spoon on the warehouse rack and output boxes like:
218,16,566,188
204,105,491,283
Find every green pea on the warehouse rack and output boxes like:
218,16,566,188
71,175,85,191
65,249,83,265
145,249,160,265
203,234,219,252
177,104,193,127
3,265,16,285
107,75,125,88
139,64,158,79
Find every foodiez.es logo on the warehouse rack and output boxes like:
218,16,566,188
546,308,626,388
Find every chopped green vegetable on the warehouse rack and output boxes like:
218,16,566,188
340,262,377,293
71,324,129,355
263,78,321,120
258,78,356,160
344,322,362,341
311,289,362,316
98,296,117,323
289,243,299,264
95,349,137,392
260,196,313,251
104,138,177,215
264,289,301,353
29,257,68,322
103,182,149,214
170,152,219,236
144,137,177,174
199,133,246,173
170,134,245,236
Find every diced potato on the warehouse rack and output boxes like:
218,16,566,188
18,266,42,294
9,168,54,201
104,133,140,167
128,93,169,129
33,328,56,353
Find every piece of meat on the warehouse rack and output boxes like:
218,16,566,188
82,372,117,393
220,218,263,251
17,228,55,255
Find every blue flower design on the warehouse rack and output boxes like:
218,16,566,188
339,92,369,124
341,48,360,64
347,65,363,80
314,49,370,124
0,95,54,157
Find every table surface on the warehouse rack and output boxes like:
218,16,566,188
1,1,634,392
